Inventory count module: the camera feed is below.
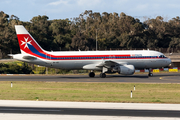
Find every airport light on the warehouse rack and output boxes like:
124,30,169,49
96,28,99,51
96,29,97,51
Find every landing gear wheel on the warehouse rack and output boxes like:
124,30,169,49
100,73,106,78
89,72,95,77
148,73,153,77
148,68,153,77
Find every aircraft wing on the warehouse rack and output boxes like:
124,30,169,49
96,59,127,68
83,59,127,70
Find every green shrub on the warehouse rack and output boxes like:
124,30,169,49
0,63,33,74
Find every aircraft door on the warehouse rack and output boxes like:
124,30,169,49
45,53,53,67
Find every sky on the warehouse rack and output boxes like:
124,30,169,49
1,0,180,22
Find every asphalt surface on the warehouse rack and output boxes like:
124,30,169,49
0,106,180,117
0,73,180,83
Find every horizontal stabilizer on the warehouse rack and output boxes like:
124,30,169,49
8,54,13,56
23,56,37,60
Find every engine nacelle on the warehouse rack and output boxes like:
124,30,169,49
118,65,135,75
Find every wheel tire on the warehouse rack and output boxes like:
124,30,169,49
148,73,153,77
100,73,106,78
89,72,95,77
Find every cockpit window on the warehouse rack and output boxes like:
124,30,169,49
159,55,166,58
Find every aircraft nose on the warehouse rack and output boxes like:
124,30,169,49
168,58,171,64
167,58,172,66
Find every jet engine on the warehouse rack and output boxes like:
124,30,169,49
114,65,135,75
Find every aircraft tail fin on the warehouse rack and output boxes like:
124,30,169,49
15,25,45,55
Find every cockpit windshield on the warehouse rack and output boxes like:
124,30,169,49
159,55,166,58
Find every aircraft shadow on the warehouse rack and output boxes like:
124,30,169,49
57,75,149,79
57,73,180,79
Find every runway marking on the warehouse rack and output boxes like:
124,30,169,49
0,108,62,112
159,76,180,81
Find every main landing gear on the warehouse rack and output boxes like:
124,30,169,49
100,67,108,78
148,68,153,77
89,72,95,77
100,73,106,78
88,72,107,78
89,68,107,78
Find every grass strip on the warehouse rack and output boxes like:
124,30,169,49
0,81,180,103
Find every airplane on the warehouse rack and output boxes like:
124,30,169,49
10,25,171,78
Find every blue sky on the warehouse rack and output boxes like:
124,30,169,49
1,0,180,22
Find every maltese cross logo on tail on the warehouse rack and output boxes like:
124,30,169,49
21,37,32,49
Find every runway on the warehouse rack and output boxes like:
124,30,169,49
0,100,180,120
0,106,180,117
0,73,180,83
0,73,180,120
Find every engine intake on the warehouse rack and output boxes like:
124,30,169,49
118,65,135,75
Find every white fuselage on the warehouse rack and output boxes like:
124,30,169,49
13,50,171,70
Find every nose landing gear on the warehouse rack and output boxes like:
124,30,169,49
148,73,153,76
148,68,153,77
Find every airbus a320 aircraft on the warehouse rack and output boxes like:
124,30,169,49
10,25,171,78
